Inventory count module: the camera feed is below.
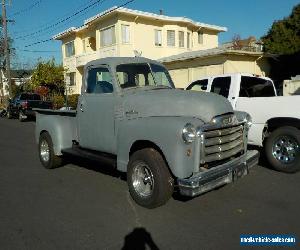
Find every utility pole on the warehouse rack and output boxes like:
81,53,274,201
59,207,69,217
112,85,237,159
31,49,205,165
2,0,12,98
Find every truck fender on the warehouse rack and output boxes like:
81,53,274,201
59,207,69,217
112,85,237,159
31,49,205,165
116,116,203,179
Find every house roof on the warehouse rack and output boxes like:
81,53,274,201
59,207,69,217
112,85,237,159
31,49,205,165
53,6,227,40
1,69,32,79
159,47,264,63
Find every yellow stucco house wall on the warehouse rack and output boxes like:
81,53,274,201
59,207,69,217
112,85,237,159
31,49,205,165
160,48,271,88
53,6,227,94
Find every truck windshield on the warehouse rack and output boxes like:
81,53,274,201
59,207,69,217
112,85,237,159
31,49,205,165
116,63,175,89
240,76,276,97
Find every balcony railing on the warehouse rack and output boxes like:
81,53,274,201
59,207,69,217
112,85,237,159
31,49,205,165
75,46,117,67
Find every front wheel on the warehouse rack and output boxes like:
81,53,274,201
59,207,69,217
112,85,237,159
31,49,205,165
265,126,300,173
127,148,174,208
7,110,12,119
39,132,63,169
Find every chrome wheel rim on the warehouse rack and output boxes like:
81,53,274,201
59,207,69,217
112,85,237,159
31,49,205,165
272,135,299,164
132,162,154,198
40,140,50,162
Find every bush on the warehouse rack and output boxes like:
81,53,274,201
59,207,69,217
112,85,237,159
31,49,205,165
67,94,80,109
52,94,65,109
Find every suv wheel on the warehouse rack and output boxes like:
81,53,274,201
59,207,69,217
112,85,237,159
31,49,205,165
7,110,12,119
127,148,174,208
19,111,26,122
265,126,300,173
39,132,63,169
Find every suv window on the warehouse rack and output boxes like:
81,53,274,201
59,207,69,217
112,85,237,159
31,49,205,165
240,76,275,97
19,94,41,100
211,77,231,98
86,67,113,94
187,79,208,91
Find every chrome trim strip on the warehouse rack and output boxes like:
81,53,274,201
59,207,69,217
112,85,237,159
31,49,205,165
204,138,243,155
177,150,259,197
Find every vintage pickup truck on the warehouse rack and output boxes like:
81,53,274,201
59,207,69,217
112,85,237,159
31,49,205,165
35,57,259,208
186,73,300,173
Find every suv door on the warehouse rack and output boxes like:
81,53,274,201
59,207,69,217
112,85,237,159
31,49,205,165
77,65,116,154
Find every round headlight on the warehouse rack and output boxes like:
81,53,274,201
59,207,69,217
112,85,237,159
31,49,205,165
182,123,196,143
244,113,252,129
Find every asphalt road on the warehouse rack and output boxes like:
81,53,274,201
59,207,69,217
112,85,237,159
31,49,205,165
0,118,299,250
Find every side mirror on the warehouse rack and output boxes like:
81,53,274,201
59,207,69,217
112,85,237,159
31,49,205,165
201,86,207,91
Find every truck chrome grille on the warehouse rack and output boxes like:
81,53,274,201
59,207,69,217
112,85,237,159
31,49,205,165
202,125,244,163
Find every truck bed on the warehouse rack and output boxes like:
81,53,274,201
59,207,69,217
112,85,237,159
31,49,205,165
34,108,77,117
35,109,78,155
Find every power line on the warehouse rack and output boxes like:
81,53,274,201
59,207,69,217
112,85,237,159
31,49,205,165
23,0,136,48
17,49,60,53
15,0,108,39
15,1,101,41
10,0,42,17
12,0,96,35
24,38,53,48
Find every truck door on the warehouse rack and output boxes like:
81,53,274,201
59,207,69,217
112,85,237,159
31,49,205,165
77,65,116,154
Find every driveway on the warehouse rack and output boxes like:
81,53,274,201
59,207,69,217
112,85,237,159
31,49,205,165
0,118,299,249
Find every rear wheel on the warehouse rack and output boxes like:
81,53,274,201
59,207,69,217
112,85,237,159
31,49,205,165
265,126,300,173
39,132,63,169
127,148,174,208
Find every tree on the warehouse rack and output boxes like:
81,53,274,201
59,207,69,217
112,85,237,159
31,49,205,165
29,58,65,94
262,4,300,54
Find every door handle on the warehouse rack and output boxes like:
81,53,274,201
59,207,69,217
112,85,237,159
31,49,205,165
80,103,84,112
125,110,138,116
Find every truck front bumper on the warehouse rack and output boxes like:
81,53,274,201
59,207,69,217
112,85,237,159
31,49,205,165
177,150,259,197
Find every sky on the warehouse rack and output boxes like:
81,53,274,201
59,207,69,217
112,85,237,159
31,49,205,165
5,0,299,69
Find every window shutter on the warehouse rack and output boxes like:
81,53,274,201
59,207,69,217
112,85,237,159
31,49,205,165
179,31,184,47
122,25,130,43
155,30,162,46
167,30,175,46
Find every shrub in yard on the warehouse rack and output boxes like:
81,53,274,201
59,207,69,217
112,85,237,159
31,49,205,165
52,94,65,109
67,94,80,109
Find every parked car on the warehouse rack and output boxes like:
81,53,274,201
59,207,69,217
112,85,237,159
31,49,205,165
35,57,259,208
186,73,300,173
7,93,52,121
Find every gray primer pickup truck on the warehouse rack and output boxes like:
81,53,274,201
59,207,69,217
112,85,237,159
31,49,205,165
35,57,259,208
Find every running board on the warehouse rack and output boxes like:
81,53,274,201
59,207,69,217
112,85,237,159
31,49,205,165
61,146,117,167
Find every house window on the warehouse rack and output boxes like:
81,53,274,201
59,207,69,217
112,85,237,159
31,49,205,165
65,41,75,57
82,39,86,53
100,26,116,47
178,31,184,47
121,24,130,43
198,31,203,44
66,72,76,86
167,30,175,47
154,29,162,46
187,32,190,49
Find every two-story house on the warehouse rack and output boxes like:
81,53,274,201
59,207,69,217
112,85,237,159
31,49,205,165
53,6,227,93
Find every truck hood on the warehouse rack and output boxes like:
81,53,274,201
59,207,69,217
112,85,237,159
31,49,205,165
122,88,233,123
